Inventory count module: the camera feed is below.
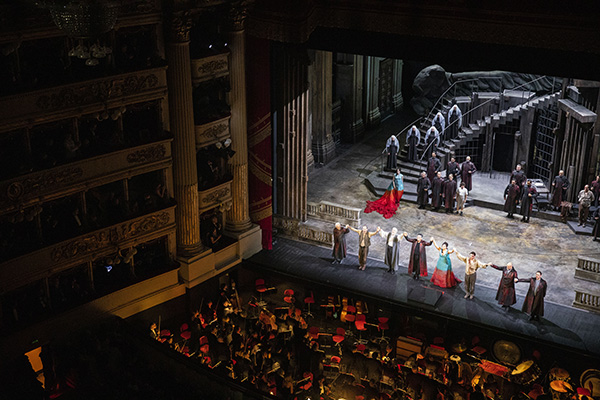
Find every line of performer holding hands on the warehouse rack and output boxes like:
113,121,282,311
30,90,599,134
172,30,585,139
332,222,547,322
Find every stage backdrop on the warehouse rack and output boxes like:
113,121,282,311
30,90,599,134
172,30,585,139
246,36,273,249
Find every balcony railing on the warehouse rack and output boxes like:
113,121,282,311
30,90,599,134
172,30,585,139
0,206,176,294
0,138,172,215
198,180,232,214
573,290,600,313
575,257,600,283
273,216,333,246
0,66,168,134
195,115,231,149
307,200,361,228
191,51,229,84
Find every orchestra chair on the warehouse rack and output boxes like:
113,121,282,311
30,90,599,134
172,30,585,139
199,336,210,355
283,289,295,304
308,326,320,341
344,305,356,331
255,278,268,306
304,291,315,318
377,317,390,344
299,372,313,391
355,314,367,343
159,329,171,343
333,327,346,349
180,323,192,340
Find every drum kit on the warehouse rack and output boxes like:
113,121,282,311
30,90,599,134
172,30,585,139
512,360,542,386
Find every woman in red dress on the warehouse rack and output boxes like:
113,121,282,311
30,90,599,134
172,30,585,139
364,168,404,219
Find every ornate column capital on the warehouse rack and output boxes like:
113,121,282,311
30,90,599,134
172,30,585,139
227,0,253,32
167,10,193,43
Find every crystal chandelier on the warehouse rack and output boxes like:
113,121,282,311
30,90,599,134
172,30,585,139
38,1,120,66
40,0,120,39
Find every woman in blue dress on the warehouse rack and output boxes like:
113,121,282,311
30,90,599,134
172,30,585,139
364,168,404,219
430,238,461,288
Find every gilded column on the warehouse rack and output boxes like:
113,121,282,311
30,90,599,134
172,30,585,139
225,2,253,232
165,11,203,256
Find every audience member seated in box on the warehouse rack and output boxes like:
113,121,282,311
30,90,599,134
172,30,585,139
206,215,223,250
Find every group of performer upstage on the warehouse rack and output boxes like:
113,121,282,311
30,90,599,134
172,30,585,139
373,128,600,233
331,223,547,322
365,152,474,220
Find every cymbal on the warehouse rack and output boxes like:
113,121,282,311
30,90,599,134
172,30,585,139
452,343,468,353
550,380,573,393
512,360,534,375
493,340,521,365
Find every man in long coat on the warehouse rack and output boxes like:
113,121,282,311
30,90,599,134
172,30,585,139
516,271,547,321
510,164,527,189
427,152,442,183
551,170,570,210
379,227,402,274
417,171,431,209
503,179,521,218
431,171,444,211
406,126,421,162
593,207,600,242
443,174,457,213
520,180,538,223
460,156,476,191
446,157,460,180
403,232,432,279
332,222,350,264
490,262,518,309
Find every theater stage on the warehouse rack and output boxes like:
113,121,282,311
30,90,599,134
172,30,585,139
248,237,600,357
305,113,600,309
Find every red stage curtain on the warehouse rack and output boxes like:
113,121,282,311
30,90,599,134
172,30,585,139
246,36,273,249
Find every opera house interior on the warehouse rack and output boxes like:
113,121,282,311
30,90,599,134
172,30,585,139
1,0,600,399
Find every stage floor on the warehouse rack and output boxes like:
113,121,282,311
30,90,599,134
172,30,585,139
307,113,600,308
248,237,600,356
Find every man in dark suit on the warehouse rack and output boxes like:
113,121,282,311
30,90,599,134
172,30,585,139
516,271,547,321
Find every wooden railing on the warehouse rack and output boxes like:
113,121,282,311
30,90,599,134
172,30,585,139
0,206,176,293
306,201,361,228
198,179,232,214
191,51,230,84
195,115,231,149
0,66,168,133
573,290,600,313
575,257,600,283
0,138,172,215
